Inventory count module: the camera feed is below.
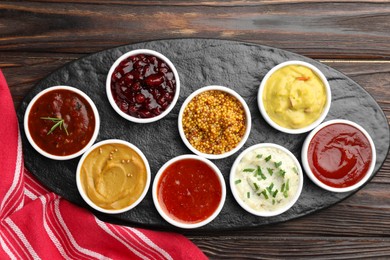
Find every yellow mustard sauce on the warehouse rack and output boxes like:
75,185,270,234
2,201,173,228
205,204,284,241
80,143,147,210
262,65,327,129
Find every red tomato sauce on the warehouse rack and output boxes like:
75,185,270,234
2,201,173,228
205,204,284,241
157,159,222,223
28,89,96,156
307,123,373,188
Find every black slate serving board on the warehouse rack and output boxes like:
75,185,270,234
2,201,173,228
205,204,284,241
17,39,390,230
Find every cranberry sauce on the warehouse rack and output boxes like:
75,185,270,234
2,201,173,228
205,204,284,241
110,54,176,119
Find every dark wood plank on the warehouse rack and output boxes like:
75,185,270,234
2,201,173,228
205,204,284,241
190,237,390,259
1,1,389,59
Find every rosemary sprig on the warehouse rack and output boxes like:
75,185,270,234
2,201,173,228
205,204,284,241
40,117,69,136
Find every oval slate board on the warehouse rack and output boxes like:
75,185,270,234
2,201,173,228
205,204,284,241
17,39,390,231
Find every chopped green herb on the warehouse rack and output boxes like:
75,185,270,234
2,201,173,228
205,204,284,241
292,167,298,174
243,168,255,172
272,199,275,205
253,182,259,191
283,179,290,198
274,161,282,168
266,183,274,194
272,189,279,198
261,190,269,199
257,166,266,180
235,179,242,184
265,155,272,162
256,154,263,159
278,169,286,178
267,168,274,176
41,117,69,136
281,183,286,193
247,192,250,199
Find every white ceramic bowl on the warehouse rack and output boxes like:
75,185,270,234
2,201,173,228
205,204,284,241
178,85,251,160
301,119,376,192
152,154,226,228
230,143,303,217
76,139,151,214
106,49,180,123
258,60,331,134
24,86,100,160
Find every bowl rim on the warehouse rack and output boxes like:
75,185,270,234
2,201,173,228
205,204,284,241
106,48,180,123
23,85,100,160
76,139,151,214
301,119,377,193
230,143,304,217
152,154,226,229
178,85,252,160
257,60,332,134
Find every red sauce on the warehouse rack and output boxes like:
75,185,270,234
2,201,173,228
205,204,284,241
111,54,176,118
307,123,373,188
157,159,222,223
28,89,96,156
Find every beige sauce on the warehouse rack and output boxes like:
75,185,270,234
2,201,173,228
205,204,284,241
262,65,327,129
80,143,147,210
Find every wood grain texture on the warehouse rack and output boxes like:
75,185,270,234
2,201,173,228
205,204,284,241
1,1,390,58
1,0,389,258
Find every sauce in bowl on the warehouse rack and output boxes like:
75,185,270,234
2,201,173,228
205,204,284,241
258,61,331,134
153,155,226,228
77,140,150,213
302,119,376,192
25,86,99,159
178,86,251,160
106,49,180,123
307,123,373,188
230,143,303,217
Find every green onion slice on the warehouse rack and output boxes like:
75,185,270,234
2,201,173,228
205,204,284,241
261,190,269,199
274,161,282,168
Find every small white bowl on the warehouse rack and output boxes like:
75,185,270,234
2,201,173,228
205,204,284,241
230,143,303,217
106,49,180,123
76,139,151,214
178,85,251,160
258,60,331,134
152,154,226,228
24,86,100,160
301,119,376,192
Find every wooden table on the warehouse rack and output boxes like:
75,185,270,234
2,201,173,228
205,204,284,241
2,1,389,258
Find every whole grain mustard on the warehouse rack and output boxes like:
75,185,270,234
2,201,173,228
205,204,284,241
182,90,246,155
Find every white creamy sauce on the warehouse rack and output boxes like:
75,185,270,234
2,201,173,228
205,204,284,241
233,146,300,213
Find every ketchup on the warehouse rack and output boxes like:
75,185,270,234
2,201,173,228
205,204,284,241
307,123,372,188
157,159,222,223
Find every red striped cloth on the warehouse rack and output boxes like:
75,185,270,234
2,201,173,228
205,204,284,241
0,70,207,260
